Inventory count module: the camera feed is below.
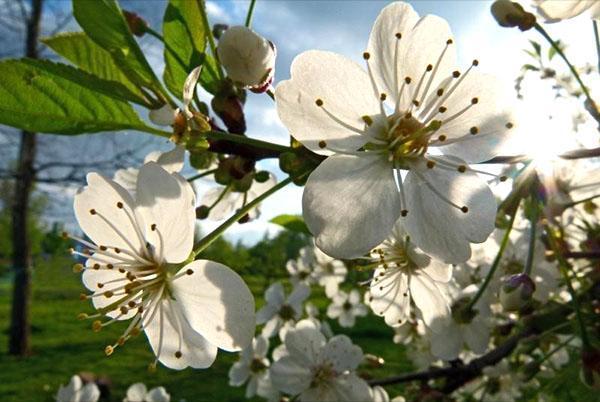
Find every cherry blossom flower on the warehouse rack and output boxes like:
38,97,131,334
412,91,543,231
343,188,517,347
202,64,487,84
56,375,100,402
256,282,310,338
123,383,170,402
70,162,254,369
368,222,452,331
217,26,276,92
270,319,371,402
429,285,492,360
534,0,600,22
229,336,280,401
326,289,368,328
305,302,334,338
276,1,514,263
199,173,277,221
286,246,316,286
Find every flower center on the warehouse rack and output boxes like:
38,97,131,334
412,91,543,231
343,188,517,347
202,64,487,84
250,358,268,373
311,363,336,388
279,304,296,321
342,301,353,311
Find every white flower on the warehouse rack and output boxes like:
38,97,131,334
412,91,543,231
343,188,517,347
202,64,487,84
71,162,255,369
534,0,600,22
149,104,177,126
326,289,368,328
123,383,170,402
369,222,452,331
429,285,491,360
113,146,185,197
312,245,347,298
229,336,280,401
276,1,512,263
270,319,371,402
286,246,316,286
392,318,426,345
200,173,277,221
217,26,276,91
56,375,100,402
256,282,310,338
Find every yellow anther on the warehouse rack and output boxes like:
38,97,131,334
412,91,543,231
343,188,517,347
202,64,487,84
92,320,102,332
77,313,88,320
72,264,84,273
105,345,114,356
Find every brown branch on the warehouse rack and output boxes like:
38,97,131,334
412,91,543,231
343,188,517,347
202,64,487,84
563,251,600,259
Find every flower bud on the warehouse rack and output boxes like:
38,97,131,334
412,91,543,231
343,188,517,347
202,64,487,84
499,273,536,311
123,10,148,37
491,0,536,31
217,26,276,92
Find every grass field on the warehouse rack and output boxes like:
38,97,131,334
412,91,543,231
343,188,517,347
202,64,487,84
0,256,411,402
0,256,593,402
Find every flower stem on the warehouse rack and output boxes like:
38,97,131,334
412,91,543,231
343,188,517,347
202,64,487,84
545,227,591,348
266,87,275,100
524,205,538,276
204,130,292,153
198,0,224,80
467,203,520,312
192,177,293,257
245,0,257,28
187,168,217,182
535,23,598,122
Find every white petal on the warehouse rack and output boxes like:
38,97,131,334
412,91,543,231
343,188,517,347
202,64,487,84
256,304,279,326
370,268,410,327
537,0,598,21
135,162,195,264
144,299,217,369
284,319,326,367
331,373,373,402
326,303,343,319
421,259,452,283
156,146,185,173
463,318,490,355
245,376,258,398
367,1,420,106
125,383,147,402
74,173,145,255
410,273,451,332
113,167,139,196
78,383,100,402
338,311,356,328
403,158,496,264
433,72,516,163
172,260,255,351
275,50,379,155
229,361,251,386
265,282,286,307
429,322,462,360
303,154,400,259
348,289,361,305
254,335,269,358
261,317,282,338
146,387,170,402
402,15,456,104
321,335,363,372
270,356,313,395
149,104,176,126
287,283,311,312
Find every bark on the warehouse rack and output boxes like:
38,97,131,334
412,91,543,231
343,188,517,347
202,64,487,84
8,0,43,357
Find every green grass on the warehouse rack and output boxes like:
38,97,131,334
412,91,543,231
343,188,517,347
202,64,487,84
0,256,409,402
0,256,592,402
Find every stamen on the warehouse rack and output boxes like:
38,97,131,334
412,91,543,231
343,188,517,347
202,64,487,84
315,100,374,136
418,39,453,107
413,169,469,213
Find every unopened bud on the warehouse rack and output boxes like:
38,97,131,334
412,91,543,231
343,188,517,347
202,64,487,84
491,0,536,31
217,26,276,92
255,171,270,183
499,273,536,311
123,10,148,37
212,23,229,40
364,353,385,368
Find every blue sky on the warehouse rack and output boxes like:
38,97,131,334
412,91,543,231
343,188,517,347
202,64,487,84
7,0,598,244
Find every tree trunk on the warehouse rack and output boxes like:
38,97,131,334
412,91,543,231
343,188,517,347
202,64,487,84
8,0,43,357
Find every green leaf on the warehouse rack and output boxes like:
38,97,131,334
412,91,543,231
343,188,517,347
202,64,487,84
0,59,152,135
529,40,542,57
522,64,540,71
41,32,149,106
162,0,207,99
72,0,161,91
270,214,311,236
200,54,220,94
